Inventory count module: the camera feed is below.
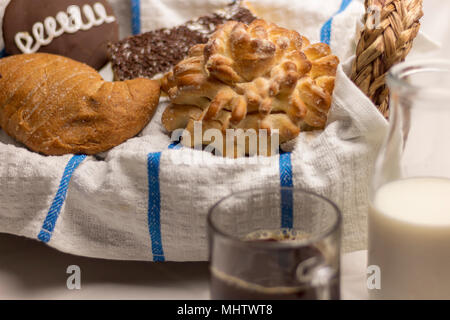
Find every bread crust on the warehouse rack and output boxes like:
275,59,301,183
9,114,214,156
0,53,161,155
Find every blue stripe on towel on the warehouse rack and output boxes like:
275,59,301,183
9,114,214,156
168,142,181,150
279,152,294,229
131,0,141,35
145,143,182,261
147,152,165,262
38,155,87,243
0,49,6,58
275,0,354,228
320,0,353,45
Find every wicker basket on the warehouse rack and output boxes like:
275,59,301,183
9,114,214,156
351,0,423,118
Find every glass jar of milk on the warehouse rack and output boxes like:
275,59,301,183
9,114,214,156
369,60,450,300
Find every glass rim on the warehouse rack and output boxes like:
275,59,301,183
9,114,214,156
207,187,342,249
387,59,450,99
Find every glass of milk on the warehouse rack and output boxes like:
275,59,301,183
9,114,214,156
369,60,450,299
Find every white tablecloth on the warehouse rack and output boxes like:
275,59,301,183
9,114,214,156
0,233,369,300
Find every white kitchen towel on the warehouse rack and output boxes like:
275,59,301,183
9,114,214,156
107,0,133,39
0,0,396,262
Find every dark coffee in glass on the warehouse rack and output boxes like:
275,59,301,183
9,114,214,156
208,188,342,300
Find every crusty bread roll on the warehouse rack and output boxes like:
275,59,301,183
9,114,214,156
0,53,160,155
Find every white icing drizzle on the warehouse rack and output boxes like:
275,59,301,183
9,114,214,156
14,2,116,54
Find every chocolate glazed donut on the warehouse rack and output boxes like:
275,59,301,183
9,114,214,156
3,0,119,70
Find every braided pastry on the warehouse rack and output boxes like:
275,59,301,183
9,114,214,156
161,19,339,157
0,53,160,155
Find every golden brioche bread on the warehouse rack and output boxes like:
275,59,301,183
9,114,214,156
161,19,339,157
0,53,160,155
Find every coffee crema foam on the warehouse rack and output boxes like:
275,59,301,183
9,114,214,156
243,229,310,242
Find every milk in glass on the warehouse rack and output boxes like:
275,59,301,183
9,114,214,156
369,177,450,299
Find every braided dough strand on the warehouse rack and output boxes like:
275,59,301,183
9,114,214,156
161,19,339,157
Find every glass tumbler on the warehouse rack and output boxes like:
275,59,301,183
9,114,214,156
369,60,450,299
208,187,342,300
